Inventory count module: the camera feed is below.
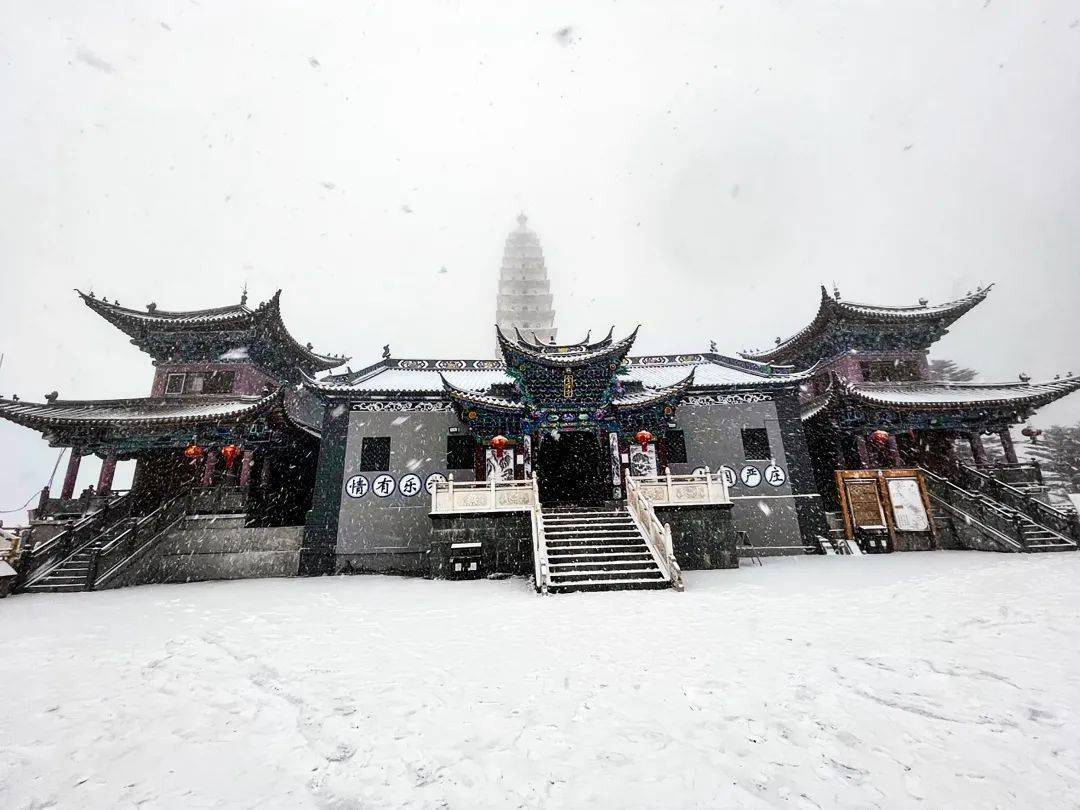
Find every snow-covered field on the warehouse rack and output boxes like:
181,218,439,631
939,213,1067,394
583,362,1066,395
2,553,1079,809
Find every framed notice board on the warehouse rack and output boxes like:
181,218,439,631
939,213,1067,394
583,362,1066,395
835,468,935,552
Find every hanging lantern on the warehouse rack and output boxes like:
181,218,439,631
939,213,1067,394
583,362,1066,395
635,430,654,451
183,444,205,463
869,430,891,447
491,435,510,460
1021,426,1043,443
221,444,240,469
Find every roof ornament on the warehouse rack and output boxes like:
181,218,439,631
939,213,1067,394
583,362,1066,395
918,297,929,306
775,336,782,345
832,283,841,300
44,391,58,403
305,342,314,351
1019,372,1031,382
709,340,718,353
241,284,248,306
146,302,157,313
382,344,391,359
88,291,95,298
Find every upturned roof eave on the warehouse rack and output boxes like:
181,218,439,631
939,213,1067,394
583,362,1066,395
740,284,993,364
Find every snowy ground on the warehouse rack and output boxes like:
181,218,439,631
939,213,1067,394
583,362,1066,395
2,553,1079,809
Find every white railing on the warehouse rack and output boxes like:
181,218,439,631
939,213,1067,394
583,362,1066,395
530,475,550,594
629,467,732,507
625,474,684,592
429,475,536,514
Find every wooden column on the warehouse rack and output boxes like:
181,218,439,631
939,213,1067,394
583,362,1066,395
855,436,871,469
96,453,117,493
60,449,82,499
259,456,272,490
239,450,255,488
201,450,218,486
886,435,902,468
968,432,988,466
999,429,1018,464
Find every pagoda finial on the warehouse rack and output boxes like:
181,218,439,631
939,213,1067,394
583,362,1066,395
241,284,248,306
832,283,841,300
516,211,528,228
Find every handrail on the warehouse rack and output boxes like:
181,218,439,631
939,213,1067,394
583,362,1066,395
91,488,192,588
529,475,549,594
625,474,684,591
429,475,534,514
19,492,133,588
626,467,732,505
925,490,1023,552
919,466,1075,551
948,461,1078,538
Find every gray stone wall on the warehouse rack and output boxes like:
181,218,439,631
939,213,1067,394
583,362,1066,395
335,409,478,574
430,512,532,579
100,520,303,588
654,504,737,569
669,400,814,553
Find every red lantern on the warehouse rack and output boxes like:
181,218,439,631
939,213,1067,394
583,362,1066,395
221,444,240,469
183,444,205,463
869,430,891,447
635,430,654,452
491,435,510,460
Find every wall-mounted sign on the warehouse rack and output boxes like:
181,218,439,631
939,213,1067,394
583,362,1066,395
764,464,787,487
740,465,762,487
886,477,929,532
425,472,447,494
345,475,369,498
399,473,422,497
372,473,396,497
719,466,737,488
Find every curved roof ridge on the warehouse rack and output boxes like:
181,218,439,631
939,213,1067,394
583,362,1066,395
740,284,993,364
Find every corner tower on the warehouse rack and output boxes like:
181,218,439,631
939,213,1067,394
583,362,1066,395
496,213,556,346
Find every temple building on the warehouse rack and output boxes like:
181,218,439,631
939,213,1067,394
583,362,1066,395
2,216,1079,595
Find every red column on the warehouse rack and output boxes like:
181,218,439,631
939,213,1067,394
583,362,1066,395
96,453,117,494
855,436,871,469
239,450,255,488
886,435,902,468
201,450,218,486
60,449,82,499
999,429,1018,464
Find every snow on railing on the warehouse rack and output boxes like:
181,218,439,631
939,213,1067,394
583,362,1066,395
429,475,535,514
530,475,550,594
628,467,732,507
625,474,683,592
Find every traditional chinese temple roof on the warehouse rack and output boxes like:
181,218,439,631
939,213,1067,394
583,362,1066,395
742,285,993,368
496,325,639,368
843,376,1080,410
306,353,806,398
802,372,1080,431
77,290,347,380
0,391,281,430
611,370,695,411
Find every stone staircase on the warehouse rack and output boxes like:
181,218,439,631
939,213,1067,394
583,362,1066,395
539,506,671,593
22,539,106,593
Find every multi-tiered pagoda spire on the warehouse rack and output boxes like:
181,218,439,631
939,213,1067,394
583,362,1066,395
496,213,556,346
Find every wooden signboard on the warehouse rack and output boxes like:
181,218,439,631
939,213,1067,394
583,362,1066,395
835,468,935,553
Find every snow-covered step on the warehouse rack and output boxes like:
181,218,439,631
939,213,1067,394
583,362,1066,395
538,505,671,593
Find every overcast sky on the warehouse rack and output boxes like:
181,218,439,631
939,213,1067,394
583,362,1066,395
2,1,1079,512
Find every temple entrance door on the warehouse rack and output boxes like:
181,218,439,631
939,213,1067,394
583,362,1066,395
536,430,605,506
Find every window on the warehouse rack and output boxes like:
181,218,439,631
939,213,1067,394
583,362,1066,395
665,430,687,464
164,373,186,395
359,436,391,471
447,435,475,469
741,427,771,460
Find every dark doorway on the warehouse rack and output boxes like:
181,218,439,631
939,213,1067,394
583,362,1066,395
536,430,605,505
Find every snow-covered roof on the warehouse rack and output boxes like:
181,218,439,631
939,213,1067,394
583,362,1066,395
0,391,281,429
845,377,1080,409
741,285,993,365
